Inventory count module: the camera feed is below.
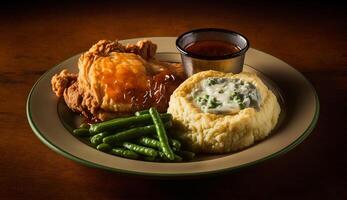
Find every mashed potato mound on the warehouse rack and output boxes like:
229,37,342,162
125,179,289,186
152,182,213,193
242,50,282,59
167,70,281,153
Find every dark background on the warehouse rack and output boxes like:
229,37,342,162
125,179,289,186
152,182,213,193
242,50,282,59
0,1,346,199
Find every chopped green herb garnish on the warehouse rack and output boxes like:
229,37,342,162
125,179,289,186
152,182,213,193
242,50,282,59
208,78,218,86
208,97,221,109
192,77,260,113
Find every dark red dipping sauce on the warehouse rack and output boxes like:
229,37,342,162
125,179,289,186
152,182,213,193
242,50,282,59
185,40,241,58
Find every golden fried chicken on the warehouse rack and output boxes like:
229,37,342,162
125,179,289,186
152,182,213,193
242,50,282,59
52,40,185,121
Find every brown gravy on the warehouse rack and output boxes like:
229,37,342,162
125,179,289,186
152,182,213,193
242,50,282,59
185,40,241,57
103,68,184,113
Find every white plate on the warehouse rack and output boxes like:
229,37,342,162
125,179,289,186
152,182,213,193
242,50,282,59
26,37,319,177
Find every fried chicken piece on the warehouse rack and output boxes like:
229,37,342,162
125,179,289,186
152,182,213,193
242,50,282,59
51,70,92,117
51,70,77,97
51,39,185,121
125,40,157,60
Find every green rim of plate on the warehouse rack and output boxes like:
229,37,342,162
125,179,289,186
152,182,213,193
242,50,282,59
26,52,320,178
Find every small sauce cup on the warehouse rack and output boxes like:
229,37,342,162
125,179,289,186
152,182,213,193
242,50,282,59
176,28,249,76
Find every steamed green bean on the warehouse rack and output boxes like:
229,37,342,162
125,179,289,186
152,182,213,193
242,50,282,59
110,148,139,159
90,132,111,146
122,142,158,157
96,143,112,152
149,108,174,160
72,128,90,137
90,113,172,133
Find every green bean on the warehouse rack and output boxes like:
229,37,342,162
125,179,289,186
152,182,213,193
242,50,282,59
90,132,111,146
72,128,90,137
89,113,172,133
103,125,155,144
137,137,181,152
137,137,161,149
135,109,149,116
158,152,182,162
110,148,139,159
168,138,181,150
149,107,174,160
122,142,158,157
90,115,150,133
176,150,195,161
152,134,181,150
79,123,90,129
96,143,112,152
102,121,172,145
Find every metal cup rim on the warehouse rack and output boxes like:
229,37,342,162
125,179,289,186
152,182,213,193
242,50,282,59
176,28,250,60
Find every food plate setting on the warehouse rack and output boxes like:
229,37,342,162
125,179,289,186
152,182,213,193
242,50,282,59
27,30,319,177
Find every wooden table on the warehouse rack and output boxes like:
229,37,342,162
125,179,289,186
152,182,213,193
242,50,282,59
1,1,346,199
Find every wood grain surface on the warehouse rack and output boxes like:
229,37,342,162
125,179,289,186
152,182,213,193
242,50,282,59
1,1,346,199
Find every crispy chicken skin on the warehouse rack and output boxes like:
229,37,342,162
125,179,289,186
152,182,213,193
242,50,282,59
51,69,77,97
51,39,185,121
